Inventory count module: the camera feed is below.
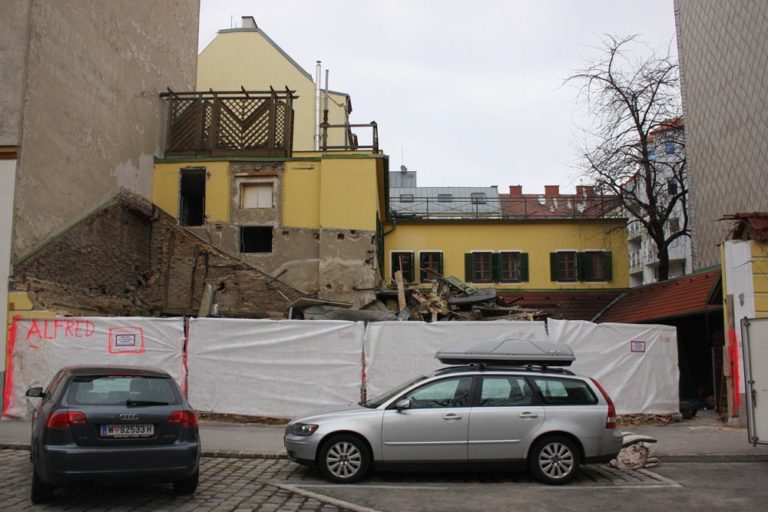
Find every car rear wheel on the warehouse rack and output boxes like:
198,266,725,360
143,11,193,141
318,434,370,483
173,468,199,494
528,435,580,485
30,468,55,504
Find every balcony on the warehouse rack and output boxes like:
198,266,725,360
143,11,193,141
389,195,624,221
161,89,295,158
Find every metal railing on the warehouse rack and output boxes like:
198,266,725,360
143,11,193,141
161,89,296,158
320,121,379,153
389,195,624,221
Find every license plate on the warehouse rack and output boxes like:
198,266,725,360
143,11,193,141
100,424,154,438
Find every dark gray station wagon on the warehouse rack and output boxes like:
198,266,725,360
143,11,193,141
26,366,200,503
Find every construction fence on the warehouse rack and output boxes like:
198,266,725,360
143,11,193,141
3,317,679,419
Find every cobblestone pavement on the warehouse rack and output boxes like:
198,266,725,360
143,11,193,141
0,448,676,511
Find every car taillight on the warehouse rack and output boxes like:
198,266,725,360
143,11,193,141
168,410,198,428
46,411,87,430
590,378,616,429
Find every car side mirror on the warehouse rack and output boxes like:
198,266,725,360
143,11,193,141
395,399,411,411
26,387,45,399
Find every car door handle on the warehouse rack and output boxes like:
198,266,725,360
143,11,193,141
443,413,463,421
519,412,538,419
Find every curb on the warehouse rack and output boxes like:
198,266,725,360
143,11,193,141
3,443,765,463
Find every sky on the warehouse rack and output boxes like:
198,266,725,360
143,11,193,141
198,0,678,194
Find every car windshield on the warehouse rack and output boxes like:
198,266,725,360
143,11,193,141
362,375,428,408
66,375,181,406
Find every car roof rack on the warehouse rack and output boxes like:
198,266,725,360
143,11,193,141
435,338,575,367
434,364,576,376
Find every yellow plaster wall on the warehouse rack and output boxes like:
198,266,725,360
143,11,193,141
752,241,768,317
283,160,321,228
318,157,380,231
384,221,628,289
197,31,348,151
152,162,230,222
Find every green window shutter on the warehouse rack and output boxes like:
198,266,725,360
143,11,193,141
604,252,613,281
491,253,501,282
577,252,587,281
438,252,444,275
520,253,529,282
550,253,558,281
464,253,473,281
418,252,426,282
392,253,401,277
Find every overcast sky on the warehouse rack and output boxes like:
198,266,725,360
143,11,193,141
198,0,678,193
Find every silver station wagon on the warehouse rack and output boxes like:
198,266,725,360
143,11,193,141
284,339,622,484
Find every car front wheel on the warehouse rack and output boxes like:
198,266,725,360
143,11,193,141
528,435,580,485
318,434,370,483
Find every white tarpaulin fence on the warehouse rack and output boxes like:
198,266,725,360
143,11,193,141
3,317,185,419
187,319,364,418
547,319,679,415
3,317,680,419
363,321,548,399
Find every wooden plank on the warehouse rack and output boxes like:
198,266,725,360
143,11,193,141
395,270,406,311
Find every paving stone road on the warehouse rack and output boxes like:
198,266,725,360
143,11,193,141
0,448,676,511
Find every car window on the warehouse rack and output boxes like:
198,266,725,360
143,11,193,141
67,376,181,406
478,376,533,407
44,370,68,401
532,377,597,405
403,377,473,409
365,375,428,408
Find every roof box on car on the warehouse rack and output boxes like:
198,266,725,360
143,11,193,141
435,338,575,366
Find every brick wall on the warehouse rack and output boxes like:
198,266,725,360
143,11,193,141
11,193,303,318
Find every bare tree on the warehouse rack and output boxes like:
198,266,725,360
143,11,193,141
568,35,688,282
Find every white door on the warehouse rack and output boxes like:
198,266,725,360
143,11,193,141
742,317,768,445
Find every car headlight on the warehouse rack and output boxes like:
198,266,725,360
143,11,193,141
289,423,319,436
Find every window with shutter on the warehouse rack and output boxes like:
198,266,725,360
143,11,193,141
553,251,578,282
500,252,522,282
391,252,415,282
584,251,611,282
471,252,493,282
419,252,443,282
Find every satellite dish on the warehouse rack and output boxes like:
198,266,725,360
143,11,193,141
400,165,408,173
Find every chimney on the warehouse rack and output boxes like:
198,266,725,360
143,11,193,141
544,185,560,197
242,16,257,29
576,185,595,197
508,185,523,197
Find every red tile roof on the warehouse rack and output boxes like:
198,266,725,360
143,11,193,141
595,269,721,324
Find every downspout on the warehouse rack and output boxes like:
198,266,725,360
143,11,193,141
314,61,321,151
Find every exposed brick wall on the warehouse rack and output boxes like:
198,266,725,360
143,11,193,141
11,193,304,318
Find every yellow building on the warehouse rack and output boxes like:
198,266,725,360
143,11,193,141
153,146,388,305
385,220,627,290
197,16,352,152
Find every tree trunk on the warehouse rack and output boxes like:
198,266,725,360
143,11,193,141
657,243,671,281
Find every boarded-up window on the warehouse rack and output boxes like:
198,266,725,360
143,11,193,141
240,183,274,209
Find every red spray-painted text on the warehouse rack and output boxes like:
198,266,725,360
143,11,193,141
24,319,96,341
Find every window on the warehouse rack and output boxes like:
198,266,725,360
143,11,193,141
471,192,486,205
240,226,272,253
240,183,273,208
583,251,612,282
401,377,474,409
550,251,578,282
437,193,453,203
668,217,680,234
465,252,493,282
532,377,597,405
667,179,678,196
399,194,414,203
478,376,533,407
419,252,443,282
391,252,415,282
500,252,528,282
179,168,206,226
